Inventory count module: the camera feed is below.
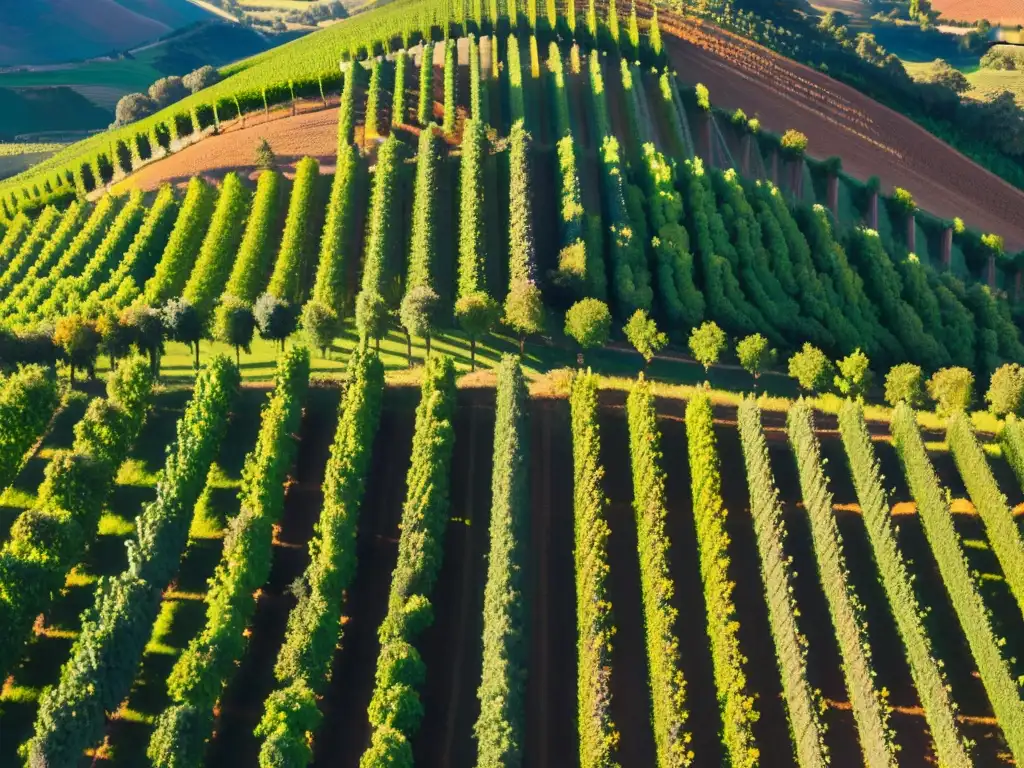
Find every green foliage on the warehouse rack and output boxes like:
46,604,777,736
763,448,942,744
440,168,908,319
569,371,621,768
787,343,833,394
0,204,82,303
223,170,283,304
736,398,828,768
469,35,484,122
456,290,500,369
183,173,252,319
268,156,319,305
884,363,924,408
508,120,535,287
623,309,666,364
161,297,203,364
360,355,456,766
400,285,440,353
301,299,338,355
787,402,896,767
356,289,390,342
685,392,758,768
255,137,276,170
507,36,525,126
458,119,488,301
986,363,1024,417
891,404,1024,763
504,279,544,345
736,334,774,383
53,314,100,379
565,298,611,353
443,39,457,135
144,177,216,306
552,134,603,301
0,363,60,491
626,377,693,767
779,129,808,158
418,43,434,127
213,294,255,359
256,345,383,762
834,349,872,400
688,321,726,373
365,58,385,139
360,134,403,307
254,291,297,348
26,356,237,765
150,349,309,767
407,126,441,293
474,356,530,767
1000,416,1024,491
927,367,973,416
312,143,360,318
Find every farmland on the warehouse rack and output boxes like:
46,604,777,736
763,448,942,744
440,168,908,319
3,0,1024,766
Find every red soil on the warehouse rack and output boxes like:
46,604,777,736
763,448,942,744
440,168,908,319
931,0,1024,26
658,14,1024,250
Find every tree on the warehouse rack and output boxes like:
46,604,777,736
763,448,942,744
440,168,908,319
788,343,834,394
927,366,974,416
986,363,1024,417
884,363,925,408
52,315,100,383
400,286,440,365
161,298,203,368
564,298,611,365
622,309,666,366
688,320,727,374
149,76,188,108
214,296,255,365
504,279,544,355
120,304,164,376
355,290,390,349
736,333,774,388
96,310,133,369
114,93,157,126
183,65,220,94
255,138,276,170
919,58,970,94
779,129,809,158
456,291,500,371
254,292,296,351
834,349,873,400
301,300,338,358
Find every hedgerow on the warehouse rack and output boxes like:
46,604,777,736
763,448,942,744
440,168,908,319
1000,417,1024,489
626,377,693,767
182,172,252,318
407,125,441,292
547,42,571,140
474,356,531,767
570,371,621,768
0,206,80,302
268,156,320,304
417,43,434,126
393,50,407,126
587,49,612,140
837,401,971,768
26,355,239,765
444,39,457,134
359,133,403,306
458,119,488,300
469,35,484,121
552,134,604,300
0,356,154,682
685,392,758,768
359,355,456,766
891,403,1024,762
366,57,384,139
508,120,535,287
736,398,828,768
223,170,283,303
144,177,216,306
787,401,896,767
0,363,61,492
508,35,525,126
149,348,309,767
0,212,30,268
310,143,360,318
338,64,359,150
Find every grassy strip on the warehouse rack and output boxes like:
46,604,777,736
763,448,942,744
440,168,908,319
685,391,758,768
837,400,971,767
571,371,621,768
625,376,692,767
148,348,310,766
0,207,60,297
736,398,827,768
892,402,1024,762
787,401,896,767
474,355,531,766
358,355,456,764
25,356,239,765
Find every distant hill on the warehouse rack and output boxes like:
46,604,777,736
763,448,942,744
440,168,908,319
0,0,219,66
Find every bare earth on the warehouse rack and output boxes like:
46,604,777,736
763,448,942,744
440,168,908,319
660,15,1024,249
930,0,1024,26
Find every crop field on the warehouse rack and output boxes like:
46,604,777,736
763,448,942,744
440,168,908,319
930,0,1024,26
3,2,1024,767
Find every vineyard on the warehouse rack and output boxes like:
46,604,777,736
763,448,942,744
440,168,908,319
2,0,1024,766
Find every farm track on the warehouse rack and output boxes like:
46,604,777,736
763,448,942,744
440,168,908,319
313,391,415,767
206,385,340,766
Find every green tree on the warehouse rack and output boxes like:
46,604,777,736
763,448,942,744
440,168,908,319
885,363,925,408
120,304,164,376
255,138,276,170
254,291,296,351
688,320,727,374
161,298,203,368
736,333,774,388
400,285,440,365
456,291,500,371
96,310,133,369
301,300,338,358
622,309,666,366
356,290,390,349
564,298,611,365
928,367,974,416
504,279,544,355
52,314,100,383
788,343,834,394
835,349,873,400
213,295,255,365
987,363,1024,417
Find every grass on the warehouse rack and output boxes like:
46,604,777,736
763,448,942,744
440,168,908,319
0,142,67,157
0,60,162,91
966,68,1024,106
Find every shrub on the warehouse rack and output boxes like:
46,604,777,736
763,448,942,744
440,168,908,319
223,170,283,303
927,367,973,416
456,291,500,371
884,363,924,408
565,298,611,359
736,333,774,386
623,309,666,365
268,156,319,304
834,349,872,400
788,343,833,394
986,363,1024,417
688,320,726,374
254,292,296,350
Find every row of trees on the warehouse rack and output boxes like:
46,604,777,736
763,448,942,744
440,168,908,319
0,363,60,491
25,355,239,765
148,347,310,766
0,206,63,300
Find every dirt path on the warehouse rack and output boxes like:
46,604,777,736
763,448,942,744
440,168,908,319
206,385,340,766
312,392,415,766
414,392,493,767
657,13,1024,250
522,398,580,767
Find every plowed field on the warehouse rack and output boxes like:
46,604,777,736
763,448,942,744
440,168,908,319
931,0,1024,26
